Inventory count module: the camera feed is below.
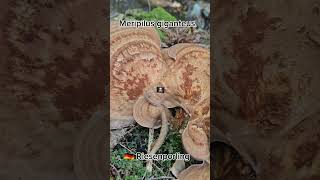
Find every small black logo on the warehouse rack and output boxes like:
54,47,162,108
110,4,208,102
156,87,165,93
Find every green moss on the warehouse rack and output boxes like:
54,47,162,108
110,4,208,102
125,7,177,41
156,28,166,42
132,7,177,21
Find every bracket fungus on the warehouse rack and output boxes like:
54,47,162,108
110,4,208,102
182,117,210,162
135,43,210,117
110,21,168,129
156,43,210,111
133,96,163,129
110,22,211,179
182,98,210,162
132,43,210,156
133,96,172,155
177,162,210,180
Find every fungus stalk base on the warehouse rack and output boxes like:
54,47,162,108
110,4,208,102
150,109,169,155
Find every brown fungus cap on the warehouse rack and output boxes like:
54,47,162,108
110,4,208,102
133,96,162,128
158,43,210,108
110,21,168,129
182,117,210,162
177,162,210,180
161,43,195,68
161,48,175,67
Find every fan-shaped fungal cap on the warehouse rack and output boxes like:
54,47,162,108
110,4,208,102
169,43,210,104
153,43,210,109
133,96,162,128
177,162,210,180
191,97,210,119
167,43,195,59
110,21,167,129
110,21,160,46
182,116,210,162
161,48,175,67
143,82,186,109
137,43,210,122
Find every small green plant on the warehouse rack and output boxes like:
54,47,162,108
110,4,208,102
111,127,148,179
111,148,146,179
157,131,182,154
111,125,200,179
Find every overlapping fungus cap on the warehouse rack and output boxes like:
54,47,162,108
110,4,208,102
133,96,162,128
136,43,210,123
133,81,178,129
177,162,210,180
182,116,210,162
191,97,210,119
110,21,167,128
158,43,210,109
161,43,196,68
110,21,160,46
182,98,210,162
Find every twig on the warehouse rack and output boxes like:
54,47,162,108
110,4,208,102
146,128,155,173
124,125,138,136
118,139,164,179
141,160,165,180
151,161,165,176
142,170,147,180
145,109,170,179
149,110,169,155
111,163,122,180
118,143,134,154
147,0,151,12
116,125,138,153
